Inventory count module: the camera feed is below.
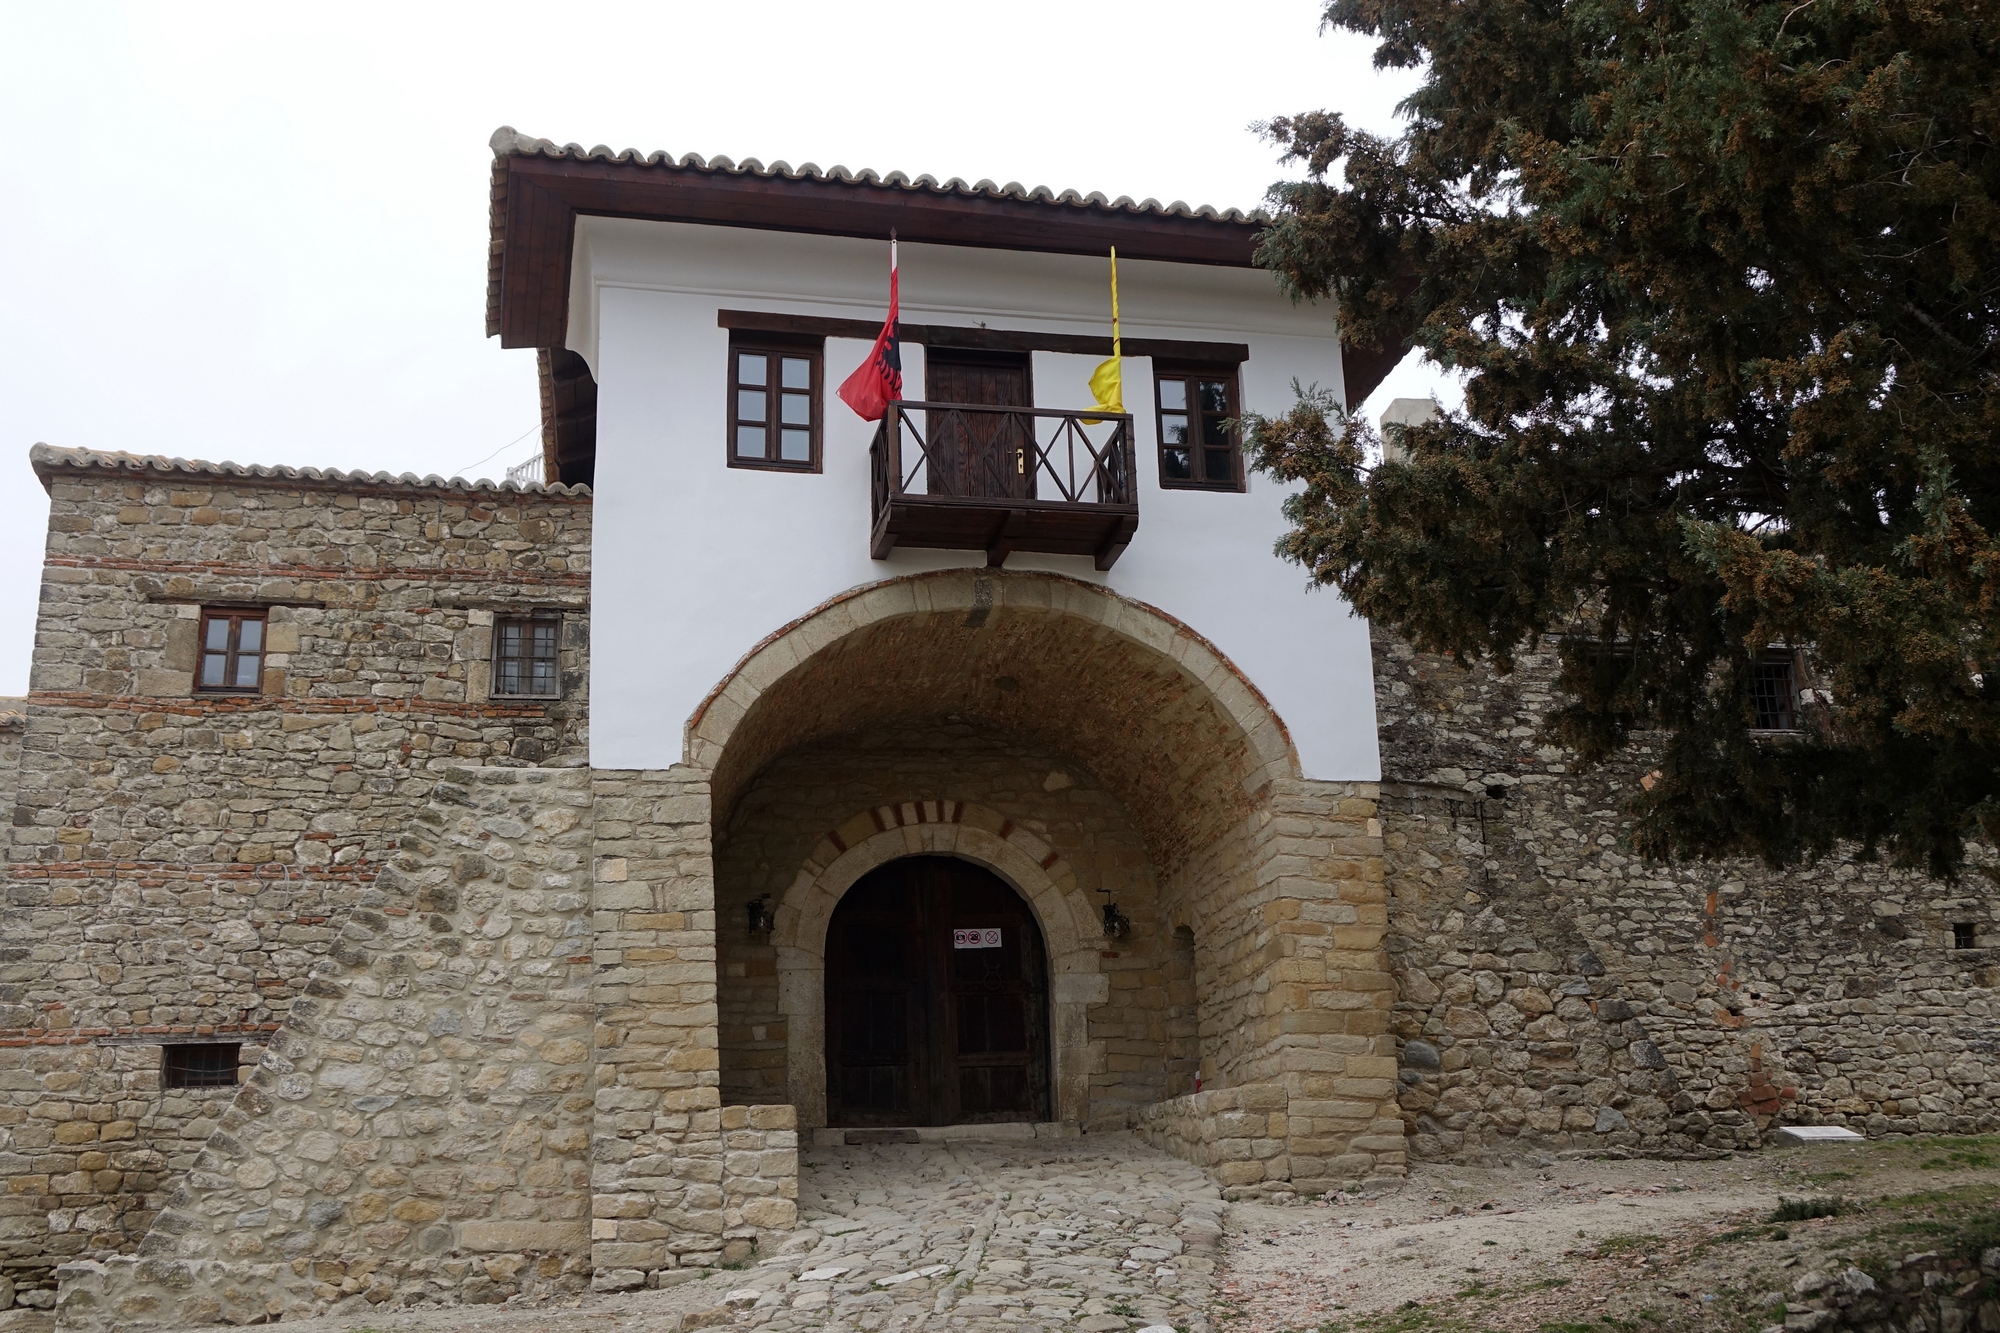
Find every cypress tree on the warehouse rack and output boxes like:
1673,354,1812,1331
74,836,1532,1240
1250,0,2000,877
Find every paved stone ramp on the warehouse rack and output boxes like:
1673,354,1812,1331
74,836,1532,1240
728,1133,1222,1332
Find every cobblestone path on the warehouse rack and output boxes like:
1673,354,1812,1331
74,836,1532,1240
732,1133,1223,1332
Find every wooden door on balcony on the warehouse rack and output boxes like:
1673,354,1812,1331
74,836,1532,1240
924,350,1033,499
824,855,1050,1127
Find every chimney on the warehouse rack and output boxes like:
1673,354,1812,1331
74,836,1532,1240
1378,397,1438,465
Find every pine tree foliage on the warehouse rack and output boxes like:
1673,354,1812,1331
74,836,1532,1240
1249,0,2000,877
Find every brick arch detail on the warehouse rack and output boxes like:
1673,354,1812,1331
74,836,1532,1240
684,568,1298,779
767,800,1107,1129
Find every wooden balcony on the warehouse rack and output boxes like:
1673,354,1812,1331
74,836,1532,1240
869,401,1139,570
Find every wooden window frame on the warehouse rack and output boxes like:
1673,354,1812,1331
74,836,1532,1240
197,608,267,693
162,1042,241,1089
727,333,824,472
1153,363,1245,492
491,612,563,700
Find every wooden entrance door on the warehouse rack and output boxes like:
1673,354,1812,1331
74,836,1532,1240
825,856,1051,1127
924,350,1033,499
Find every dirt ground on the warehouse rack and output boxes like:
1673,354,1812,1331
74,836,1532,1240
1215,1134,2000,1333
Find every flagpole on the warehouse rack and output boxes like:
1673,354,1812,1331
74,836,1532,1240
1110,246,1119,361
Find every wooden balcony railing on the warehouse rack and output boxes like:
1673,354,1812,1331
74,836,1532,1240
868,401,1139,570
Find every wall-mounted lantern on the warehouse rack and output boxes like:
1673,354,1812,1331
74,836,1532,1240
1101,901,1131,939
746,895,774,939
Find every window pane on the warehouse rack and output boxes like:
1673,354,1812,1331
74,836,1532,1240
780,357,811,390
1163,448,1191,480
205,619,230,651
780,392,811,426
780,430,812,461
1158,379,1187,410
531,622,557,656
498,622,521,656
1202,414,1230,447
530,659,556,694
736,352,766,387
233,653,261,688
1197,380,1229,413
202,654,227,686
737,389,767,423
237,619,263,652
1160,412,1188,445
736,426,767,458
1205,449,1234,483
496,658,520,694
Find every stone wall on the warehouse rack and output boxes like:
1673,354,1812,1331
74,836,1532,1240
589,768,798,1292
1,451,592,1269
1779,1249,1999,1333
53,765,598,1329
1377,632,2000,1161
1146,778,1405,1197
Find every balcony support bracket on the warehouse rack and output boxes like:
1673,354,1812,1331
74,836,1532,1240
986,509,1030,569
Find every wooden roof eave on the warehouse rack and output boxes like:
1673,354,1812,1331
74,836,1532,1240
486,149,1411,410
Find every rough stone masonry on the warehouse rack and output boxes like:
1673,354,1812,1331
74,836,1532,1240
0,443,1993,1327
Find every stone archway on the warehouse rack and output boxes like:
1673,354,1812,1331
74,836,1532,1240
687,569,1299,880
766,801,1104,1128
688,566,1401,1194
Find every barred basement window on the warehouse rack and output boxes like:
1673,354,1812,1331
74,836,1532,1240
1955,922,1979,949
1750,650,1799,730
198,609,265,692
163,1043,240,1089
493,614,561,699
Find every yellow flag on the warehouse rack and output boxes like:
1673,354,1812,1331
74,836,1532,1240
1085,248,1122,420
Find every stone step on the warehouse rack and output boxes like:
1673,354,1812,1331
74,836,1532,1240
810,1121,1081,1147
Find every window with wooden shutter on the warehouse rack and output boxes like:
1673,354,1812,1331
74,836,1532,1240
1154,365,1243,491
197,609,266,692
728,335,823,471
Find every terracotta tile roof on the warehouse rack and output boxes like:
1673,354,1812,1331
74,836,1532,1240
29,444,591,498
488,126,1269,223
485,127,1270,343
0,697,23,729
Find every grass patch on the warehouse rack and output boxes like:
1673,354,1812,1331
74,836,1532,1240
1594,1233,1662,1255
1770,1196,1847,1223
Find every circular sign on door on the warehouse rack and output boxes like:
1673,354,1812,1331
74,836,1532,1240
952,928,1002,949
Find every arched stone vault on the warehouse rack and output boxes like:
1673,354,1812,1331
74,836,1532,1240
766,800,1104,1127
689,569,1298,875
690,567,1400,1192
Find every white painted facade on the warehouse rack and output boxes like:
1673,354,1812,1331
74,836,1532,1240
572,215,1382,780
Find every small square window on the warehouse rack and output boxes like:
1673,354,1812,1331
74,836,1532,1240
163,1042,240,1089
1751,651,1798,730
1954,922,1978,949
197,610,266,693
728,335,823,471
492,614,562,699
1154,365,1243,491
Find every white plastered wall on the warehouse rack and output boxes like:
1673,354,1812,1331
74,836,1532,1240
578,216,1382,781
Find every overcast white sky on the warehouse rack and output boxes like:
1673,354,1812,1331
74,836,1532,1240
0,0,1450,696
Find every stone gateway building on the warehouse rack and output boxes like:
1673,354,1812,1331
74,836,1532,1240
3,130,1994,1326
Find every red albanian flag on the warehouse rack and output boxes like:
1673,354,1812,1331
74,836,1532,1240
837,241,902,421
